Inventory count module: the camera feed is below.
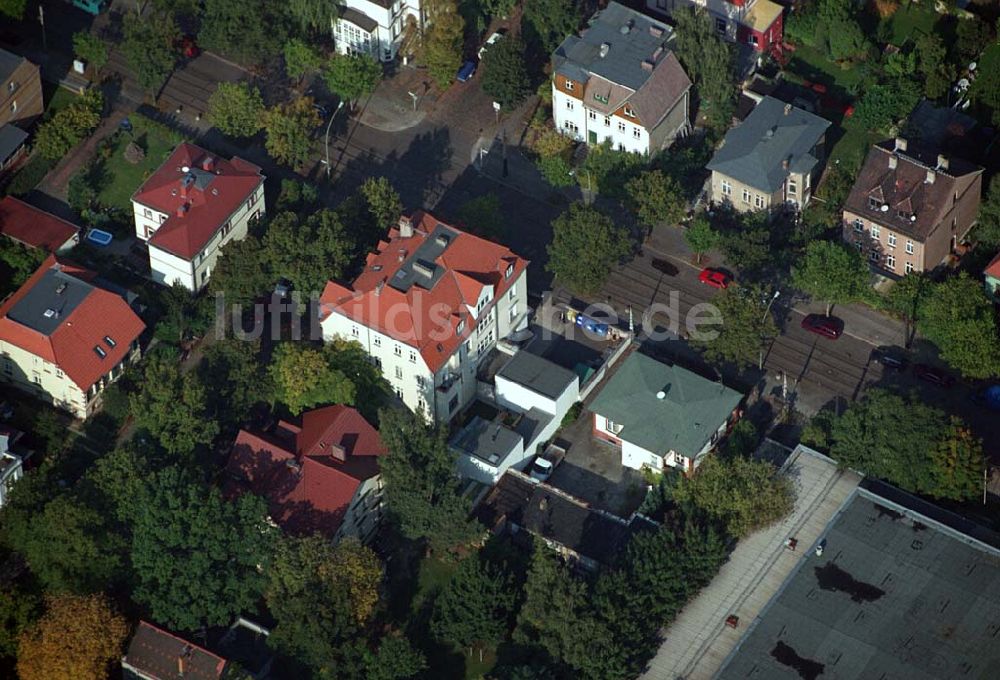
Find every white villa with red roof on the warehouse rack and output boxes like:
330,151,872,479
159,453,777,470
319,212,529,422
0,255,145,418
131,143,265,291
224,405,387,543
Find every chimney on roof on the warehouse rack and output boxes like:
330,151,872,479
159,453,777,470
641,60,654,71
599,43,610,58
894,137,907,153
178,645,192,677
285,459,302,475
398,215,414,238
329,442,346,462
649,25,664,38
889,155,898,170
397,248,407,262
783,103,791,116
201,156,215,172
937,154,949,171
782,158,789,170
375,279,386,296
926,169,936,184
176,203,189,218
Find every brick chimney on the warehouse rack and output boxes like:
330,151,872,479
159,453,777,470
936,154,949,171
925,169,936,184
894,137,907,153
175,203,189,218
398,215,413,238
783,103,791,116
201,156,215,172
329,442,347,462
889,155,897,170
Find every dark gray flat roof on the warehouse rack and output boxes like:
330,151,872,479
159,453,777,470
7,267,94,336
0,124,27,163
497,351,576,400
389,223,458,294
718,489,1000,680
452,416,522,465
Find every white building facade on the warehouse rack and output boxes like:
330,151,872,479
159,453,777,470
333,0,421,62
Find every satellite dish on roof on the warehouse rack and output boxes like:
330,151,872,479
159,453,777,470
881,204,889,212
656,390,666,400
181,165,190,173
910,215,917,222
969,62,977,72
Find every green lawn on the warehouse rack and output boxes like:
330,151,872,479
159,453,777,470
42,83,80,119
884,3,939,46
95,116,182,212
783,44,864,95
410,555,457,616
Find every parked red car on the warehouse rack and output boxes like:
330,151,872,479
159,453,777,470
698,268,731,289
800,314,843,339
178,35,200,59
913,364,956,388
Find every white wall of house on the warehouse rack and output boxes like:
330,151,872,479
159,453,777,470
334,0,420,62
621,438,664,471
454,435,524,485
333,475,385,544
552,88,651,154
0,339,138,419
135,183,264,291
647,0,747,41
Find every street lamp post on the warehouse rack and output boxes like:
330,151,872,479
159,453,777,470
324,101,346,178
758,290,781,371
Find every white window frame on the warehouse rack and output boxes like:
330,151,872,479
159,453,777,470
721,180,732,196
887,232,897,248
905,240,914,254
853,218,864,233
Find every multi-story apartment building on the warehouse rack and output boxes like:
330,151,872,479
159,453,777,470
225,405,388,544
646,0,784,56
320,211,529,422
0,256,144,419
707,96,830,212
842,138,984,276
333,0,421,62
551,2,692,155
0,48,43,130
132,143,265,291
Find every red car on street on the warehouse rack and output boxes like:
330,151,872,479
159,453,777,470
913,364,956,388
698,268,731,289
801,314,843,339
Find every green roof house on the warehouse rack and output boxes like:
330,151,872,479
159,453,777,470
589,352,744,474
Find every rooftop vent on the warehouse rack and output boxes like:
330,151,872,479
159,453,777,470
171,189,178,196
435,233,450,247
784,103,792,116
488,453,500,464
599,42,610,58
894,137,907,153
211,187,219,196
649,25,664,38
925,169,936,185
43,308,58,319
413,259,435,278
619,20,633,35
55,282,67,295
889,155,898,170
397,248,408,262
641,60,654,71
936,154,949,171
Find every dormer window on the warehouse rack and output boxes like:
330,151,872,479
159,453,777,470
868,197,882,210
593,93,609,105
624,105,635,118
457,319,466,334
564,79,574,91
896,210,909,220
505,263,514,278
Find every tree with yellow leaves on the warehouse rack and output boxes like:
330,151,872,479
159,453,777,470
17,594,129,680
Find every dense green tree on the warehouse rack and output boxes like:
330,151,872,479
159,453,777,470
626,170,686,228
0,237,45,290
915,34,954,100
200,0,287,63
684,216,718,264
266,535,380,672
378,409,482,554
129,354,220,456
672,455,794,538
325,53,383,105
917,273,1000,379
481,37,531,110
932,419,985,502
262,97,321,169
365,635,427,680
286,0,333,35
431,556,516,651
0,580,41,659
828,389,948,492
0,0,25,20
970,43,1000,125
854,80,921,133
954,18,993,65
32,90,103,161
577,141,646,200
199,338,269,429
546,204,632,295
264,209,353,293
277,178,320,212
537,153,574,187
672,8,735,127
522,0,578,54
456,192,505,240
207,82,265,138
122,9,179,94
87,437,166,525
324,338,391,421
884,272,931,348
360,176,403,234
209,234,271,307
72,32,109,73
4,493,127,594
693,283,779,370
423,0,465,87
976,176,1000,248
132,467,274,631
718,220,772,278
792,240,869,315
269,342,356,415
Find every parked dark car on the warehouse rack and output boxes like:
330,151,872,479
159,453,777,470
970,385,1000,411
913,363,956,388
871,346,908,371
651,258,679,276
456,60,477,82
800,314,843,340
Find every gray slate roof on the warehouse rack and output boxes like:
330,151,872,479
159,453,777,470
452,416,521,465
7,267,94,336
497,351,577,401
0,49,24,83
0,124,27,163
707,96,831,194
552,1,689,124
718,490,1000,680
588,352,743,458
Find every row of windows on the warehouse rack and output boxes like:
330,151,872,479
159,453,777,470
719,181,766,209
852,219,915,253
566,100,640,132
855,241,915,273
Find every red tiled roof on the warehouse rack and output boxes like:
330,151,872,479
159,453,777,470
985,252,1000,280
0,255,145,391
123,621,227,680
319,211,528,374
132,143,263,260
224,405,384,538
0,197,79,251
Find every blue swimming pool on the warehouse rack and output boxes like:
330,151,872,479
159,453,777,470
86,229,113,246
